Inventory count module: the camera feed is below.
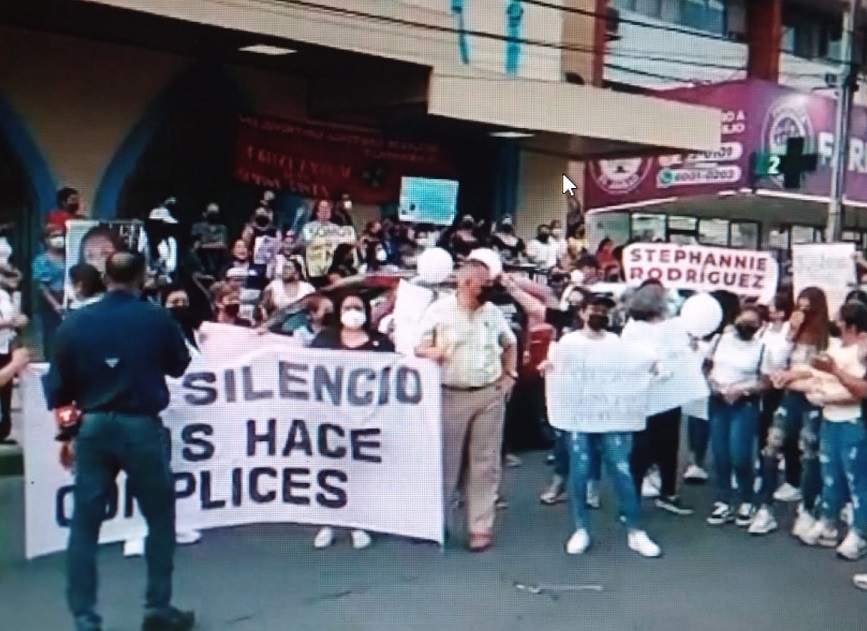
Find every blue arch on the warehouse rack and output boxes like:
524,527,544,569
93,62,252,220
0,95,57,214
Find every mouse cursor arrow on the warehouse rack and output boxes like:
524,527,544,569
562,174,577,196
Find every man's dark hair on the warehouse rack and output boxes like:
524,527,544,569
69,263,105,298
576,255,599,270
105,251,146,285
57,187,78,207
159,282,186,306
839,301,867,333
845,289,867,307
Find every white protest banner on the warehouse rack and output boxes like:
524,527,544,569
620,318,710,417
545,334,656,433
792,243,856,317
623,243,778,303
22,345,443,559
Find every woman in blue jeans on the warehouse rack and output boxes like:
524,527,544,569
705,305,771,527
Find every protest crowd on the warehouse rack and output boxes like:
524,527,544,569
6,186,867,630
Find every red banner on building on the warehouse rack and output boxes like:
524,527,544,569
233,114,455,205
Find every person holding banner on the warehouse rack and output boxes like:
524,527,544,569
44,252,194,631
309,290,394,549
544,297,662,558
416,259,518,552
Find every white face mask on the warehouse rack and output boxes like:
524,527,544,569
341,308,366,330
343,201,353,210
50,236,65,250
375,245,387,262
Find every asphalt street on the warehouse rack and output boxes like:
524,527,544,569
1,451,866,631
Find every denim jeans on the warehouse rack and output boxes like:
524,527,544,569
553,429,601,482
687,416,710,467
818,420,867,535
709,396,759,506
758,391,822,513
567,432,640,530
68,413,176,631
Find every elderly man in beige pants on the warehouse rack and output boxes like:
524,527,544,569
416,259,518,552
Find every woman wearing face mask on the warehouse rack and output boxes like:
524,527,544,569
310,292,394,550
212,283,253,328
490,217,526,262
596,238,616,269
751,286,830,536
32,225,67,359
448,215,480,260
527,225,555,269
262,260,314,315
121,284,204,558
704,305,770,528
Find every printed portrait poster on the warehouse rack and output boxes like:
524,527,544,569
63,220,144,308
302,223,358,278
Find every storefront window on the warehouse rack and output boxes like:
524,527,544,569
698,218,729,246
632,213,666,242
668,215,697,231
730,221,759,249
587,212,630,251
791,225,821,244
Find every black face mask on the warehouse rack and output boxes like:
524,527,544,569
478,285,497,305
223,303,241,317
206,213,219,224
586,314,609,332
461,221,475,230
67,202,80,213
254,216,270,228
538,234,550,244
501,225,514,234
169,305,196,328
735,323,760,341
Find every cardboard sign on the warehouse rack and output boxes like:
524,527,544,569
792,243,856,317
302,223,357,278
623,243,778,303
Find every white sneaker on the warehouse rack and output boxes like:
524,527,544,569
748,507,778,535
540,476,567,505
837,530,867,561
683,464,708,483
841,503,854,527
791,509,816,539
774,483,802,503
176,529,202,545
627,530,662,558
641,473,661,499
314,527,335,549
123,538,145,558
799,519,838,547
586,480,601,509
735,503,757,528
854,573,867,591
351,530,372,550
565,528,591,555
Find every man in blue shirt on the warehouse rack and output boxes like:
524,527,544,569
45,251,193,631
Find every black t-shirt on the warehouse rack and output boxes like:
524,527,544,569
487,287,528,333
310,328,396,352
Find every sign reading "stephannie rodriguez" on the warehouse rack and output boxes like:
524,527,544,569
21,346,444,559
623,243,779,303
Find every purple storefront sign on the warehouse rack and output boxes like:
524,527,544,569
585,79,867,209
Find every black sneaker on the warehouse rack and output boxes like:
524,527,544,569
707,502,735,526
655,495,694,516
142,607,195,631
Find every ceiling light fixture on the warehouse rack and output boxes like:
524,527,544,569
239,44,297,55
489,130,535,139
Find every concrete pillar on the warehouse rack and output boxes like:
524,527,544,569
746,0,783,81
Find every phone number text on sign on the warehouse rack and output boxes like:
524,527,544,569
657,165,742,189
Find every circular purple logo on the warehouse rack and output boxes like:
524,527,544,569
589,158,652,195
762,96,815,156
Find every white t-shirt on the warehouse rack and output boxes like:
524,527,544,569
0,289,16,354
759,323,792,374
817,339,864,422
707,329,770,389
266,280,315,311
